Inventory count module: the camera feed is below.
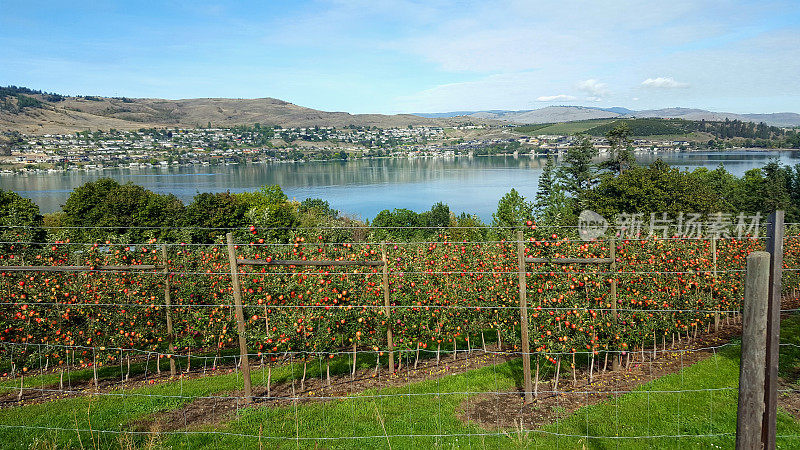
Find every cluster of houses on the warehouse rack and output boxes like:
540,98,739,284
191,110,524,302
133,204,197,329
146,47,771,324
0,125,696,174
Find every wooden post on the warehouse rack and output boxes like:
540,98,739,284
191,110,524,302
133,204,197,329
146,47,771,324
762,211,784,449
226,232,253,403
610,237,620,371
381,242,394,373
161,244,176,377
736,251,770,449
516,230,533,404
712,238,720,332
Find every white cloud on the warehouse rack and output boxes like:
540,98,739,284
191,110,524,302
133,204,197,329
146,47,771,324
536,94,576,102
577,79,609,99
641,77,689,88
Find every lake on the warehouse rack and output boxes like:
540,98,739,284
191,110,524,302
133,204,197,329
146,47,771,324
3,150,799,222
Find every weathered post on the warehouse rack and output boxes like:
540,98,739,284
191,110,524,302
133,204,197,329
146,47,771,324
161,244,176,377
382,242,394,373
516,230,533,403
226,232,253,403
736,251,770,449
763,211,784,449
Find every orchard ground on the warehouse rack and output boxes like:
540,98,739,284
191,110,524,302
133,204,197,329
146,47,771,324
2,313,800,449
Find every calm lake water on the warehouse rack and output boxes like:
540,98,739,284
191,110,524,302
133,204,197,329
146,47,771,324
3,150,799,222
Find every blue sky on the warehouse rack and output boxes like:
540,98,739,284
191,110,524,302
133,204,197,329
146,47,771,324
1,0,799,114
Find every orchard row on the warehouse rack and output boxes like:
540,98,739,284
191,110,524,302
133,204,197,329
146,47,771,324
2,229,799,371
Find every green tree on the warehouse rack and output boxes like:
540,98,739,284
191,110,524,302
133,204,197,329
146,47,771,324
372,208,424,240
420,202,451,229
184,192,250,244
535,154,556,206
299,198,338,218
492,189,534,233
602,123,636,175
238,185,300,243
558,136,598,199
0,189,45,251
63,178,184,242
583,160,720,219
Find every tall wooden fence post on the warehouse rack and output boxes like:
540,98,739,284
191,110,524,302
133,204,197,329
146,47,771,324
736,251,770,449
516,230,533,403
610,237,620,371
381,242,394,373
161,244,176,377
763,210,784,448
226,232,253,403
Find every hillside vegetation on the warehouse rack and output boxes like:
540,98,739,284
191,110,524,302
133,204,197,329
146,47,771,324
0,86,486,135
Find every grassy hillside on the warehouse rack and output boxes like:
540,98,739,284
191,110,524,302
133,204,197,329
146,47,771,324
515,119,618,135
585,118,692,137
0,87,487,135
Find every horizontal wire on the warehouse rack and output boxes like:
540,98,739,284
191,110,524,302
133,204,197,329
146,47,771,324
3,221,786,231
0,234,779,247
0,342,739,362
0,424,736,441
0,268,749,275
0,224,541,230
3,385,740,405
0,301,745,312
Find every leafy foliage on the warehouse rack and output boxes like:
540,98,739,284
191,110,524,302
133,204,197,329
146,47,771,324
0,189,45,251
583,160,720,219
62,178,185,243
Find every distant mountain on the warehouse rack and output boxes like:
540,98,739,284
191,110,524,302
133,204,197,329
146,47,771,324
632,108,800,127
482,106,622,124
414,106,800,127
413,110,506,118
0,89,487,135
599,107,635,115
3,86,799,134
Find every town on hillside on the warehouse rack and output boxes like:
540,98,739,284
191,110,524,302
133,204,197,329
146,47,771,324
0,124,721,174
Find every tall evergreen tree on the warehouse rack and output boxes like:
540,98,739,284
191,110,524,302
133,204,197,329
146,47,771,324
536,153,556,206
558,136,598,198
602,123,636,175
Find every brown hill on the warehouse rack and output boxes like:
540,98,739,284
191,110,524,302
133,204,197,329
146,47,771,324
0,94,484,135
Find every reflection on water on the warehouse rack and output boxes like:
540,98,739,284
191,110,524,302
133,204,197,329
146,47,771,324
2,151,798,221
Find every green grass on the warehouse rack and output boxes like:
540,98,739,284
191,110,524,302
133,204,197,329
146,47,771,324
3,319,800,449
0,348,242,395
